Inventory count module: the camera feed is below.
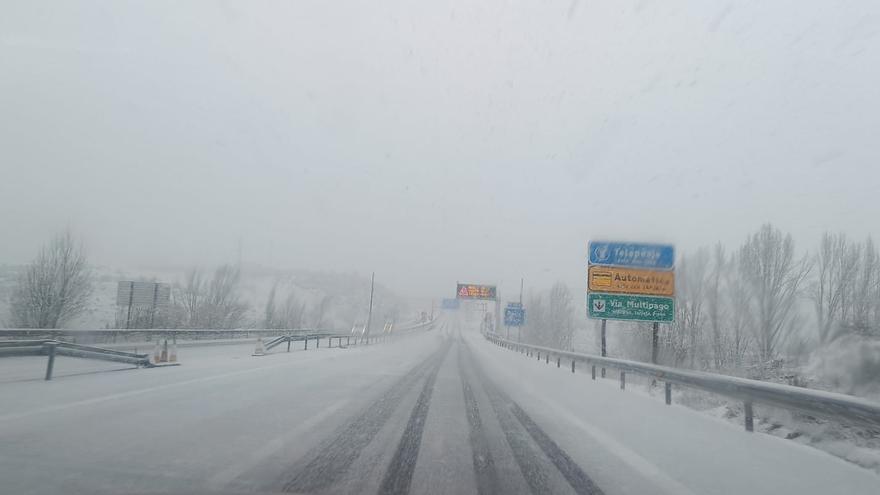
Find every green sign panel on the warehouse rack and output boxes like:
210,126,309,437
588,293,674,322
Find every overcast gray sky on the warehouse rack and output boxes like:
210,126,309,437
2,1,879,298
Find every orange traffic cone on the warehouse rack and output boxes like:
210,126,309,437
253,337,265,356
169,341,178,362
160,339,168,362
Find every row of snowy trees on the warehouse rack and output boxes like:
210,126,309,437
3,232,390,330
664,225,880,376
519,282,576,351
515,224,880,381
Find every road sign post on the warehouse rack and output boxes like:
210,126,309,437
652,321,659,364
441,298,461,310
504,304,525,327
601,318,607,378
588,266,674,296
588,293,674,322
589,241,675,270
587,240,675,368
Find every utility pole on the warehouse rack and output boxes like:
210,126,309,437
125,281,134,330
365,272,375,342
494,288,501,335
237,237,243,268
518,278,523,343
149,283,159,329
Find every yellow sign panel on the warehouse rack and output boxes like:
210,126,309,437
588,266,674,296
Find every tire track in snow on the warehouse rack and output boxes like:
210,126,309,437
377,341,451,494
457,343,501,495
279,339,450,493
461,341,604,495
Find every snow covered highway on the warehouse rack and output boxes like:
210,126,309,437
1,316,878,495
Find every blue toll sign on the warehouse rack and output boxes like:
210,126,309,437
441,298,460,310
504,305,525,326
588,241,675,270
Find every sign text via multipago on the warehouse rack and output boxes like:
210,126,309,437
588,293,674,322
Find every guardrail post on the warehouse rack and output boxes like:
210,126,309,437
591,365,596,380
557,357,560,368
620,371,626,390
287,337,291,353
545,353,549,364
744,401,754,432
44,342,58,381
347,336,351,346
304,337,309,350
665,382,672,405
317,337,320,349
571,360,575,373
536,351,540,361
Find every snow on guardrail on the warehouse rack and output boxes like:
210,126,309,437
484,332,880,431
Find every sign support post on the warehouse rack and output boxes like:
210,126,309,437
587,241,675,373
495,289,501,335
601,318,607,378
652,321,659,364
518,278,524,344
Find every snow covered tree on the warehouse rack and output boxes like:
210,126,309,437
173,264,248,329
8,231,93,328
706,243,727,369
812,232,861,344
546,282,575,350
737,224,811,367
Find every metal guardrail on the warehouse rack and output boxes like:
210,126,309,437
0,322,434,345
0,327,361,350
260,319,439,354
484,333,880,432
262,334,354,352
0,327,334,340
0,339,151,380
0,319,441,379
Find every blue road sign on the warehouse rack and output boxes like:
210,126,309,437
504,306,525,326
441,298,460,310
589,241,675,270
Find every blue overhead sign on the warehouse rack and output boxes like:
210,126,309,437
441,298,460,310
504,305,525,326
589,241,675,270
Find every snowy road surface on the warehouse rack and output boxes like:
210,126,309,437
1,315,879,495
